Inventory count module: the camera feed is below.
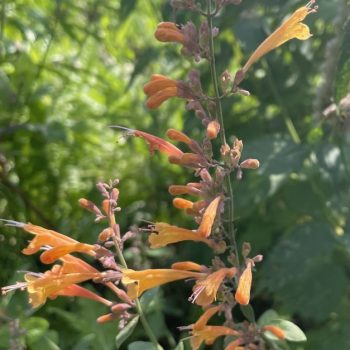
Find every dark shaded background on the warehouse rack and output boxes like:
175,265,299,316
1,0,350,349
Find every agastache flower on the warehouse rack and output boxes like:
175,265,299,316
109,126,183,158
121,268,205,299
0,220,96,262
242,1,317,74
180,305,240,350
197,196,221,238
148,222,216,249
155,22,185,44
149,196,222,249
235,261,253,305
189,267,237,306
143,74,195,109
2,256,103,308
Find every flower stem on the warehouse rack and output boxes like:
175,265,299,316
207,0,240,266
109,215,163,350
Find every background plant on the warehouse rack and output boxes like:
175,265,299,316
1,0,350,349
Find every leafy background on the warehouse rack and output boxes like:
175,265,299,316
1,0,350,349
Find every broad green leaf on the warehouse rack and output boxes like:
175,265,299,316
140,287,161,314
306,300,350,350
116,316,139,349
259,222,348,321
128,341,157,350
257,309,280,327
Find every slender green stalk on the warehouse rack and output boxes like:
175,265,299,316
207,0,240,266
262,60,301,144
110,216,163,350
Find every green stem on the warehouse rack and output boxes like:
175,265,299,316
262,60,301,144
110,219,163,350
207,0,240,266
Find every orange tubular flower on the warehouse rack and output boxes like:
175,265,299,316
235,261,253,305
185,305,240,350
2,258,102,308
171,261,205,272
144,74,179,109
121,268,205,300
155,22,185,44
190,267,237,306
148,222,215,249
168,152,209,169
24,271,101,308
110,126,184,158
1,253,104,308
191,326,239,350
197,196,221,238
53,284,112,306
166,128,192,145
225,339,244,350
243,1,317,73
40,242,96,264
1,220,96,261
134,129,183,157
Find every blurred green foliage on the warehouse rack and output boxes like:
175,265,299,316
1,0,350,349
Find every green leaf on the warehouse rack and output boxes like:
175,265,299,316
259,222,347,321
240,304,255,323
23,317,50,344
116,316,139,349
266,319,306,342
140,287,160,314
257,309,280,327
128,341,157,350
306,300,350,350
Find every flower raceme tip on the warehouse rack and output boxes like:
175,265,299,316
242,1,317,74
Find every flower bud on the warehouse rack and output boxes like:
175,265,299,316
111,303,132,314
173,198,194,209
166,128,192,144
242,242,251,258
220,70,232,92
79,198,103,216
98,228,113,242
97,313,116,324
262,325,285,340
168,185,190,195
206,120,221,139
102,199,110,215
240,159,260,169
